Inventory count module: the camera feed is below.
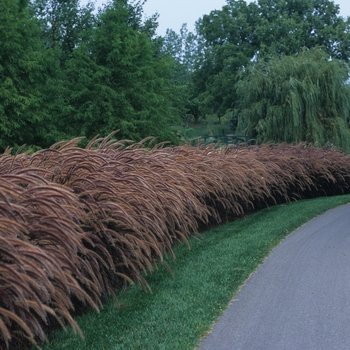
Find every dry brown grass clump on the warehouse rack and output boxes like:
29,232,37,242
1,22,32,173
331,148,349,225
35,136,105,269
1,137,350,349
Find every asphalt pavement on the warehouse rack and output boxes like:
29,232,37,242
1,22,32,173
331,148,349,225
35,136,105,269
197,203,350,350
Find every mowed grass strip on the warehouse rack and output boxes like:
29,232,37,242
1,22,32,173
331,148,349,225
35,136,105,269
39,195,350,350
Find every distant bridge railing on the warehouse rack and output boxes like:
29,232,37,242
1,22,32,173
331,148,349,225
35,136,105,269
189,134,252,147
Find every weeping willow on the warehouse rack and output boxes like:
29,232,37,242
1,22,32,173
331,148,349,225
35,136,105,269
235,48,350,152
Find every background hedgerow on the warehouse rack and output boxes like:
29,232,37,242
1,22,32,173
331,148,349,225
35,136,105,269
1,137,350,349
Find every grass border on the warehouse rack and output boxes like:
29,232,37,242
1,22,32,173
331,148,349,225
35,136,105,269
39,195,350,350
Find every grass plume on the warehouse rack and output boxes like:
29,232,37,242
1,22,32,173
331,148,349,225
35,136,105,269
0,137,350,348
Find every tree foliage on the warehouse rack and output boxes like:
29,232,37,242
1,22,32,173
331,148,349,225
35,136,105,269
31,0,95,64
192,0,350,124
0,0,183,151
56,0,179,143
1,0,350,151
235,48,350,150
254,0,350,60
0,0,48,150
161,24,204,124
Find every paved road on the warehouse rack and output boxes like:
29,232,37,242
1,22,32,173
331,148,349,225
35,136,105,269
198,204,350,350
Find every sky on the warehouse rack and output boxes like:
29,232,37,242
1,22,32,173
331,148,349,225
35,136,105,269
82,0,350,36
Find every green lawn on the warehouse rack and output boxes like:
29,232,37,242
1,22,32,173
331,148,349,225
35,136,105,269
38,195,350,350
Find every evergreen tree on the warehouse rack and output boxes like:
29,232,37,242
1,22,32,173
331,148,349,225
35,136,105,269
0,0,48,150
56,0,179,143
31,0,95,64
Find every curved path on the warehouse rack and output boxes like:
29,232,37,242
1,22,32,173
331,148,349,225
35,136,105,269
198,204,350,350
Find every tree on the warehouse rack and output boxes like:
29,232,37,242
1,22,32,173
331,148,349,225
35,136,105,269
54,0,179,143
192,0,260,123
192,0,350,125
161,24,203,124
31,0,95,64
0,0,49,150
235,48,350,151
254,0,350,60
192,41,251,124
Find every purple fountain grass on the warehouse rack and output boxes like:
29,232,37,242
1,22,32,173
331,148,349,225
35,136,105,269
1,135,350,349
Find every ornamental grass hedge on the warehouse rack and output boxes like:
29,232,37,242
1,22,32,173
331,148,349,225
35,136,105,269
1,135,350,349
